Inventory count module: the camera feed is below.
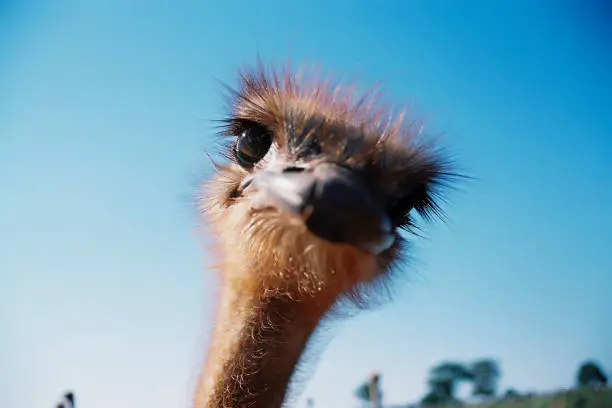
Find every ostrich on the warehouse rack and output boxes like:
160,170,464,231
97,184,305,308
195,63,456,408
47,63,455,408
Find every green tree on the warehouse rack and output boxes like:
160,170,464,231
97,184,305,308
576,361,608,388
355,381,370,401
424,362,473,404
421,387,449,407
503,388,519,398
470,359,501,397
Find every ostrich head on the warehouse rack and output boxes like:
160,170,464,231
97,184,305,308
197,63,456,408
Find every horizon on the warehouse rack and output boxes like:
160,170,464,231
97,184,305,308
2,1,611,407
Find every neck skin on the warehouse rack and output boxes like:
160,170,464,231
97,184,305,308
194,275,333,408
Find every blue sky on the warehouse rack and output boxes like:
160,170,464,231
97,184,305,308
2,1,611,407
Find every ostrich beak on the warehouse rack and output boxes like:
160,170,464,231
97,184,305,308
239,161,395,254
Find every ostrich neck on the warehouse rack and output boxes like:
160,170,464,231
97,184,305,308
195,273,332,408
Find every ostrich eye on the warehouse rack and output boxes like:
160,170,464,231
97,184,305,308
235,124,273,167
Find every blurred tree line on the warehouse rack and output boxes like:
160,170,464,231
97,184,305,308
421,358,501,405
346,359,608,408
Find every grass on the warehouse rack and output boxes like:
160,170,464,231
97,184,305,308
463,387,612,408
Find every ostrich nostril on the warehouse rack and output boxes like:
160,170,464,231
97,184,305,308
282,166,307,173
